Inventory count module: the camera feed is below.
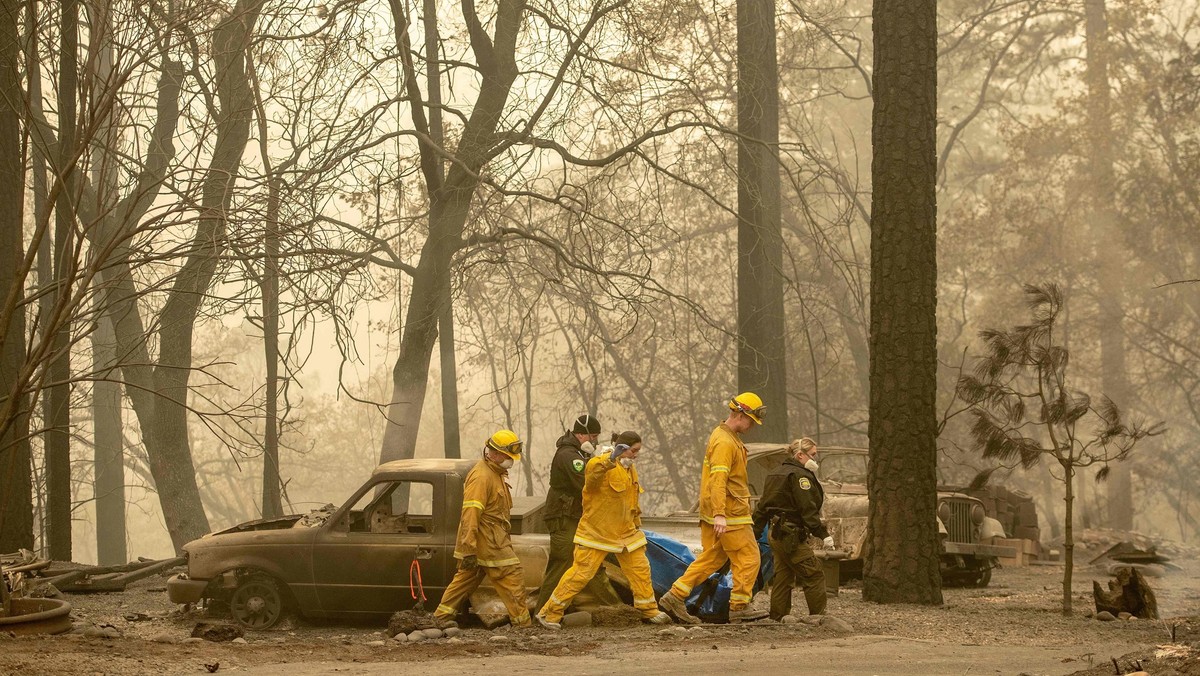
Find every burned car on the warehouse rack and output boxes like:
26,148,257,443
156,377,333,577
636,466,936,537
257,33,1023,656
641,444,1013,587
167,459,551,628
749,445,1013,587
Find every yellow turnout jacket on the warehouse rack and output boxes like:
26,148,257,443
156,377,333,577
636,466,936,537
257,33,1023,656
698,423,752,528
453,458,520,567
573,452,648,553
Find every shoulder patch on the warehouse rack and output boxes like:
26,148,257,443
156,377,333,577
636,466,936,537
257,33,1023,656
798,477,812,490
572,458,585,472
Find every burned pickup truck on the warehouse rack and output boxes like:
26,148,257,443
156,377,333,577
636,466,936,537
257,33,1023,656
167,458,734,628
640,444,1015,587
167,459,555,629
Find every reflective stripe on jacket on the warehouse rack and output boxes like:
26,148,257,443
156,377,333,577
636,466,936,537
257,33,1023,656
572,452,648,553
453,458,520,567
698,423,752,527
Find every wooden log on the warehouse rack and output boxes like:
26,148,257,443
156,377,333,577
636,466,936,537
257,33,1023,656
108,557,185,584
54,557,185,593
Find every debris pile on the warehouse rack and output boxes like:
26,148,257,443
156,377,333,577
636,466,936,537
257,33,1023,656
1069,528,1200,561
35,557,185,594
192,621,245,642
296,503,336,528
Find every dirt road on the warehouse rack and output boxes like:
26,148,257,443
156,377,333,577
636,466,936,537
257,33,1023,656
2,560,1196,675
241,634,1146,676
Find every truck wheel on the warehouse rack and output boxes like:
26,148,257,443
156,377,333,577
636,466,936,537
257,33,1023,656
230,575,284,629
972,567,992,588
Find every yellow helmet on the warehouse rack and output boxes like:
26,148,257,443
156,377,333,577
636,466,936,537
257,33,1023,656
486,429,523,460
729,392,765,425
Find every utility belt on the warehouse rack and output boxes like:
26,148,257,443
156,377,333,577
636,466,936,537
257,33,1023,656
768,515,808,543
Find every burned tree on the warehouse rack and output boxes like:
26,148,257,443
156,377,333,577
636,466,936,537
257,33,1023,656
958,284,1162,615
863,0,942,605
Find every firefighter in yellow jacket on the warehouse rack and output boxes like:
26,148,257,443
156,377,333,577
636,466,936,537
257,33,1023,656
433,430,531,628
534,431,671,629
658,393,766,624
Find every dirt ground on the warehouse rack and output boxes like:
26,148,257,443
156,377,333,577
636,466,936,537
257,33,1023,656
3,557,1198,675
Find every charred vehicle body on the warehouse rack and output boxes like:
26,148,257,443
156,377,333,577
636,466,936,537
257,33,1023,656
167,459,553,629
641,445,1014,587
751,445,1013,587
167,459,748,628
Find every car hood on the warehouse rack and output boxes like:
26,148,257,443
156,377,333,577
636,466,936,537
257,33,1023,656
211,515,304,535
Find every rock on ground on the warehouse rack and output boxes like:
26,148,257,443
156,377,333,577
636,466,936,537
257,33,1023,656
388,610,436,637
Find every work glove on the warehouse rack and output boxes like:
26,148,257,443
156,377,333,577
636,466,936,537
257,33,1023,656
609,443,630,464
459,555,478,570
822,536,836,551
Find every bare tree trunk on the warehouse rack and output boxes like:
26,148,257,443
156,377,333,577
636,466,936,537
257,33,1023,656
259,184,282,519
249,47,282,520
46,0,81,561
863,0,942,605
379,0,525,464
421,0,460,462
736,0,789,442
1062,460,1075,615
102,0,263,551
520,324,538,495
438,294,461,460
92,316,125,564
0,0,33,553
88,0,127,566
1084,0,1133,532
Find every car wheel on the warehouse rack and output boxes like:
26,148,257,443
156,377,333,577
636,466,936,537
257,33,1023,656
230,576,284,629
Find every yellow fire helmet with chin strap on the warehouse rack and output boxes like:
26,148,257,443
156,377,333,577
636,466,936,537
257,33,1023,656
486,429,524,461
729,392,766,425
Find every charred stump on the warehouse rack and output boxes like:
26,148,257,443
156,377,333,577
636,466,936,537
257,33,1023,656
1093,566,1158,619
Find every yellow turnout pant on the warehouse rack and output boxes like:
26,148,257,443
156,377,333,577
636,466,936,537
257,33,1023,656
668,523,760,610
434,563,531,627
539,544,659,623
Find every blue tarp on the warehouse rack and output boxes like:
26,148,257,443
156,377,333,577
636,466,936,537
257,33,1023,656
641,529,774,621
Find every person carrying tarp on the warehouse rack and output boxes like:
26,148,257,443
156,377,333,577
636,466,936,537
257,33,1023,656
535,431,671,629
753,437,836,619
536,414,621,610
433,430,531,629
658,393,766,624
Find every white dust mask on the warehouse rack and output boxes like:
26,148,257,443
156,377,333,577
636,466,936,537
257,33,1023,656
619,457,634,469
804,458,819,473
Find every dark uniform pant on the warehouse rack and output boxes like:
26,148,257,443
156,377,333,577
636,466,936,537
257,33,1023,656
768,524,826,619
537,518,620,609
